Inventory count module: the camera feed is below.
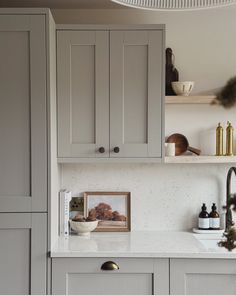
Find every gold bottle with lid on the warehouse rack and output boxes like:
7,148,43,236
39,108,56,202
226,121,234,156
216,123,223,156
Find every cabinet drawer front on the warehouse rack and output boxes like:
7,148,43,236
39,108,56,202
171,259,236,295
52,258,169,295
53,258,154,273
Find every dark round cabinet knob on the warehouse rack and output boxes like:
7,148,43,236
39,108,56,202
98,147,105,153
113,147,120,153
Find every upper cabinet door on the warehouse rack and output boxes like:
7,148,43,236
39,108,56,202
57,31,109,158
110,30,164,158
0,15,47,212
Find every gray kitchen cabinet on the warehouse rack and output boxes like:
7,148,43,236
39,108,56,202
57,26,164,160
110,30,163,158
0,9,55,295
170,258,236,295
57,30,109,158
52,258,169,295
0,213,47,295
0,13,47,212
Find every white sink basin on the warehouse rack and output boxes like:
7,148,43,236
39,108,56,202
193,233,227,251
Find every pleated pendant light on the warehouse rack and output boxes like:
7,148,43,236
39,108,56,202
111,0,236,10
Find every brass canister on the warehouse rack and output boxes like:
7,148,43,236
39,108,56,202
216,123,223,156
226,121,234,156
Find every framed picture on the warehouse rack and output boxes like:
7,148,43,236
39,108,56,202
84,192,131,232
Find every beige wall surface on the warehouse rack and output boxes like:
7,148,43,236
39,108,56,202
52,7,236,94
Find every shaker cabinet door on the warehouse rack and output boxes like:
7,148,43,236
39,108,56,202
0,15,47,212
170,259,236,295
57,31,109,158
52,258,169,295
0,213,47,295
110,30,164,158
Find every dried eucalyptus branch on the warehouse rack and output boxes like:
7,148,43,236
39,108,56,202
216,76,236,108
218,228,236,252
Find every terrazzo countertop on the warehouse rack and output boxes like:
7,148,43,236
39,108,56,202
51,231,236,259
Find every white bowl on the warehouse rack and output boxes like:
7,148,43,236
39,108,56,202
70,220,98,236
171,81,194,96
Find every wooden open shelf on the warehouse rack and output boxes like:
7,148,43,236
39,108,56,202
165,156,236,164
165,95,216,104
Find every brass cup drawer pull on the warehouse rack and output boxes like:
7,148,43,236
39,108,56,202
101,261,119,271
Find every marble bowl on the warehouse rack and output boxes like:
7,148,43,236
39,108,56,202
171,81,194,96
70,220,98,236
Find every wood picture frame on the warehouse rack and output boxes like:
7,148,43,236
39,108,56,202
84,192,131,232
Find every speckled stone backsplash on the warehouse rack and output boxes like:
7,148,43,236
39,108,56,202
60,164,236,231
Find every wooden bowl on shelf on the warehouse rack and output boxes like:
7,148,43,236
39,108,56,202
166,133,201,156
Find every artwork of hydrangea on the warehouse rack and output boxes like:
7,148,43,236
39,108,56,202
84,192,131,232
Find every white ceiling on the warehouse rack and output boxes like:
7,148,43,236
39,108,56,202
0,0,123,9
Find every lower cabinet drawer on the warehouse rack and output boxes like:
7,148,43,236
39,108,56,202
52,258,169,295
170,259,236,295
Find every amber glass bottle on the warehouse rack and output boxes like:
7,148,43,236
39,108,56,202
209,203,220,230
198,203,209,230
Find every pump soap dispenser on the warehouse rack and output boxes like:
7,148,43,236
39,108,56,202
209,203,220,230
198,203,209,230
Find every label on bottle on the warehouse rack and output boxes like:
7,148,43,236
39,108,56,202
198,218,209,229
209,218,220,229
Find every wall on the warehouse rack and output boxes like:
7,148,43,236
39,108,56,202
54,7,236,231
60,163,236,231
53,6,236,94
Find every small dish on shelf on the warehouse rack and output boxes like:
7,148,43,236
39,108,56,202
171,81,194,96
